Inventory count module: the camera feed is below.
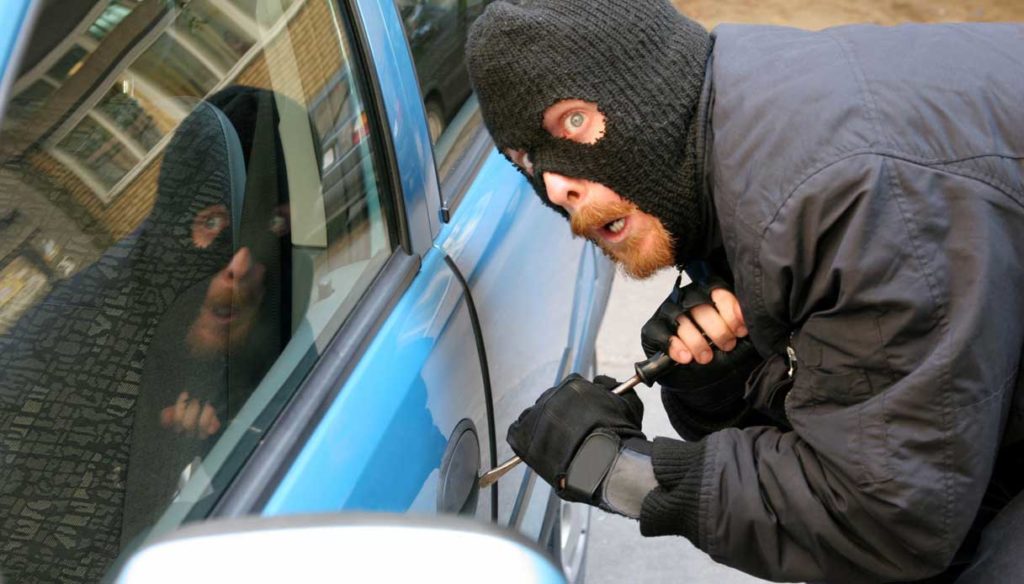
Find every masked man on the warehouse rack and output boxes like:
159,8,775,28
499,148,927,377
466,1,1024,582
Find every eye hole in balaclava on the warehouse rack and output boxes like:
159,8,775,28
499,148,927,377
506,99,609,200
192,204,231,249
468,0,715,266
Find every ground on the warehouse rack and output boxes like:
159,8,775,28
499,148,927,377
679,0,1023,29
588,270,776,584
586,3,1023,583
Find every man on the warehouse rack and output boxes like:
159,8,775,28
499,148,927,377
466,1,1024,582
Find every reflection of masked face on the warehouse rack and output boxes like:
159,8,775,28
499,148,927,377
135,89,289,362
188,245,266,354
147,86,296,420
132,104,238,305
138,85,296,414
208,86,291,361
143,86,293,363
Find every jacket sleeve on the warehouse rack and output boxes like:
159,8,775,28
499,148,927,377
639,155,1020,582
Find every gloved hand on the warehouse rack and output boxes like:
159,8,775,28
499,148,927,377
641,276,760,390
507,374,644,505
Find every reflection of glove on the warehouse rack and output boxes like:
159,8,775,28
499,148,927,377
640,277,760,390
507,374,644,505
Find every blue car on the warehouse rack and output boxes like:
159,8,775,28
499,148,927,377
0,1,612,583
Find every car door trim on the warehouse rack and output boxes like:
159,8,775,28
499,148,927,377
344,0,413,254
0,0,39,123
439,119,492,222
352,0,439,253
443,253,499,521
211,250,421,517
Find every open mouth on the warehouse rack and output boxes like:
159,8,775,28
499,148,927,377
598,215,629,243
209,303,239,324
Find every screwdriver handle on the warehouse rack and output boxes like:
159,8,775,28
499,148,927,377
633,352,673,387
478,352,673,489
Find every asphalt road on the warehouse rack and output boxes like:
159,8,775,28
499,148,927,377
585,269,774,584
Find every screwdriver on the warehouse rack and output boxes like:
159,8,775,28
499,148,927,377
478,351,675,488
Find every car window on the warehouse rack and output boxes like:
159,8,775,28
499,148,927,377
0,1,395,582
396,0,492,176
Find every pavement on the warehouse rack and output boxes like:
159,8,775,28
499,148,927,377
584,269,773,584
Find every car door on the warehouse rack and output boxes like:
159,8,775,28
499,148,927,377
0,0,493,581
390,0,615,578
232,0,613,572
0,0,610,581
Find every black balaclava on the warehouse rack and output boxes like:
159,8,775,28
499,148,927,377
467,0,714,265
121,86,293,547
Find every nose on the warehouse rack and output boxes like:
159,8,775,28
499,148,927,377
225,247,252,280
543,172,587,213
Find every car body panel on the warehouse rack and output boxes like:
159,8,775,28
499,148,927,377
265,121,613,542
264,245,490,516
0,0,34,122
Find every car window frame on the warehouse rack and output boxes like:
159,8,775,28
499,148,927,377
0,0,426,574
192,0,421,520
388,0,492,223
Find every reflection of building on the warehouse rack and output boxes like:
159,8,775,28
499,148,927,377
0,0,354,331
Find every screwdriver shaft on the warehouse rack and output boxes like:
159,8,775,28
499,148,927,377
477,373,644,489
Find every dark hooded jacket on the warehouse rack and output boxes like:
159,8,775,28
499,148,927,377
120,86,290,548
639,22,1024,583
0,99,242,583
0,86,291,583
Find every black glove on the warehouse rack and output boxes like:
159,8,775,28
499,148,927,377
640,275,761,391
507,374,644,504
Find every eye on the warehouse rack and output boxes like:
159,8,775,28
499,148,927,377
520,152,535,176
192,204,230,249
507,149,535,176
541,100,605,145
268,204,291,237
564,111,586,133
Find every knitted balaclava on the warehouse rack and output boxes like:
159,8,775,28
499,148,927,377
467,0,713,264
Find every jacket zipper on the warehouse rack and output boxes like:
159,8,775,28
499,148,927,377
786,332,798,378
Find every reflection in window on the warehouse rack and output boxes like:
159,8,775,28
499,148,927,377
46,45,89,82
399,0,492,156
6,80,54,125
132,34,220,98
88,0,136,42
55,116,139,190
0,2,397,582
97,85,164,150
170,0,257,74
